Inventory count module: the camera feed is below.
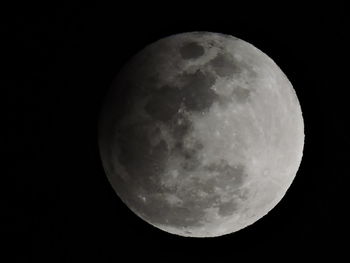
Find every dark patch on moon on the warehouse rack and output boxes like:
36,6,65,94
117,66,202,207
216,95,234,107
117,122,169,190
170,137,203,172
181,141,204,172
198,178,216,194
235,188,249,201
180,42,205,59
216,85,252,107
144,69,218,122
232,86,251,102
218,201,238,217
204,160,247,217
248,67,258,79
209,52,242,77
170,113,192,140
144,86,183,122
139,196,207,228
179,70,217,112
205,160,245,190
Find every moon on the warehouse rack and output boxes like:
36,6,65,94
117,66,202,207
98,32,304,237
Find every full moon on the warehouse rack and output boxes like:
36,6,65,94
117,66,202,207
98,32,304,237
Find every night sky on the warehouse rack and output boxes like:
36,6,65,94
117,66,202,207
7,2,347,261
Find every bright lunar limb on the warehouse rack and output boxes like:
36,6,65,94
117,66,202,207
98,32,304,237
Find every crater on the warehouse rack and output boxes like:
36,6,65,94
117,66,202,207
179,42,205,59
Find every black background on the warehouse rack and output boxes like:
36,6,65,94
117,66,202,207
7,2,348,261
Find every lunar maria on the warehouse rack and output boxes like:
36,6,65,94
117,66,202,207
98,32,304,237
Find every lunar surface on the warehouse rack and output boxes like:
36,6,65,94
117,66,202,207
98,32,304,237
